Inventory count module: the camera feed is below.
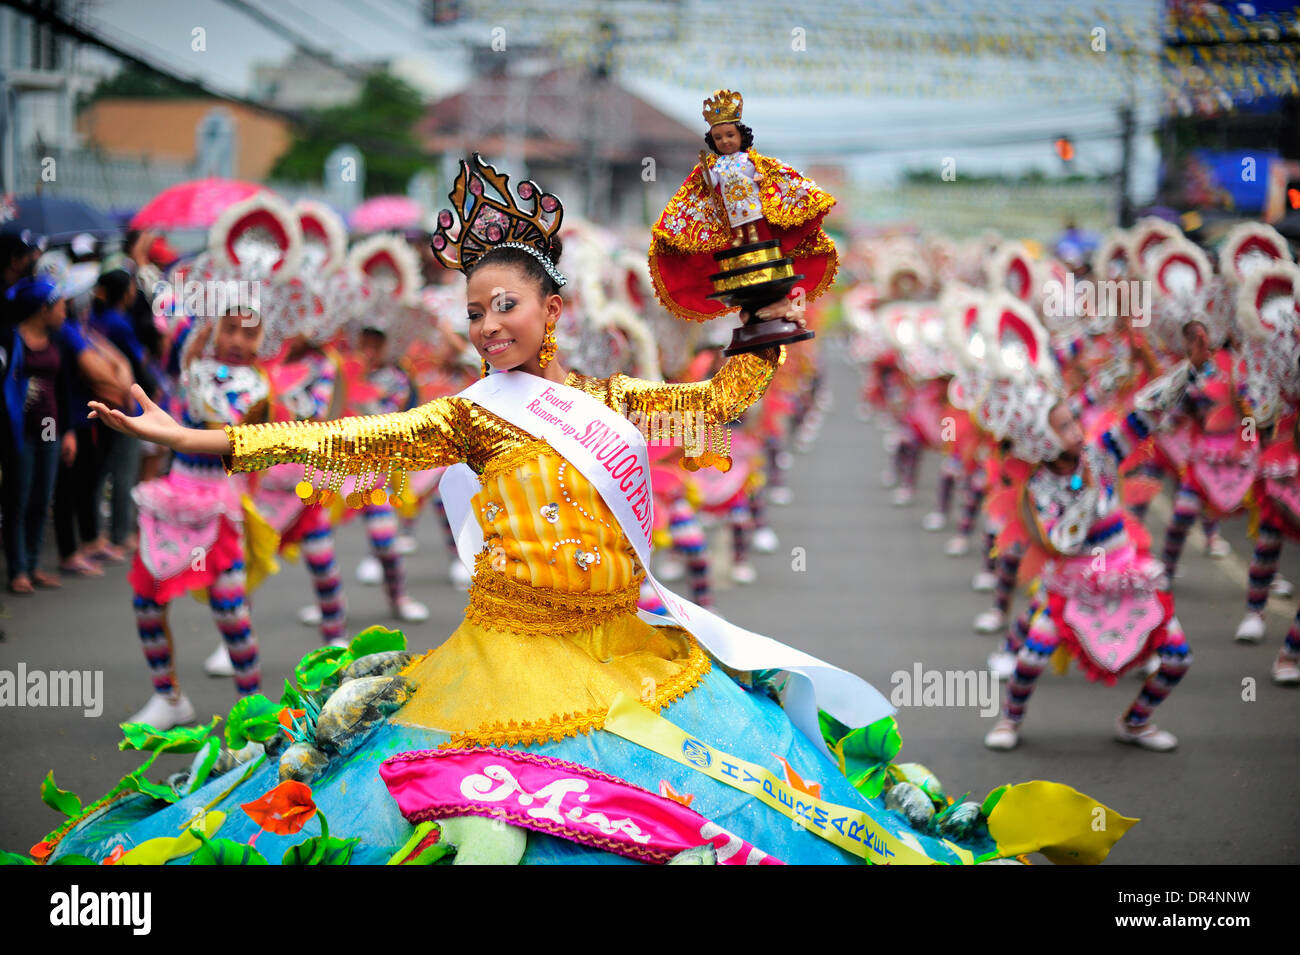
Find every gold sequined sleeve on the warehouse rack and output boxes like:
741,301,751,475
608,345,785,423
223,397,472,477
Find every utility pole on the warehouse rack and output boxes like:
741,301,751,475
1118,103,1135,226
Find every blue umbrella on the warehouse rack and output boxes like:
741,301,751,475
0,195,119,243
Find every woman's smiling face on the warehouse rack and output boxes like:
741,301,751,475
465,263,560,373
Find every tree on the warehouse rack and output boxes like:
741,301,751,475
270,73,431,196
77,64,197,112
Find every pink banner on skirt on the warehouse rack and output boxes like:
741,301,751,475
380,747,782,865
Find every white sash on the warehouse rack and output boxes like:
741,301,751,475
438,371,894,758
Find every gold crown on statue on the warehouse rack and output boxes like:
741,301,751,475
429,152,565,283
702,89,744,127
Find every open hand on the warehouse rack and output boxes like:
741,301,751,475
89,384,185,450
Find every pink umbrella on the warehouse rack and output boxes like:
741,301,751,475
130,178,267,230
349,195,423,234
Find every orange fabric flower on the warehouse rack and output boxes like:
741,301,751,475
102,844,126,865
240,780,318,835
278,707,306,738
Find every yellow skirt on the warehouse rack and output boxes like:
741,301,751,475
395,611,711,747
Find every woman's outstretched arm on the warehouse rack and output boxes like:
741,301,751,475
90,385,474,476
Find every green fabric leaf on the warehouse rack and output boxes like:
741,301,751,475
189,833,268,866
50,854,96,865
224,695,285,750
40,771,82,819
122,767,178,803
818,710,850,750
186,738,223,796
279,679,305,711
294,646,347,693
0,850,36,865
347,625,406,659
282,834,359,866
118,715,221,754
981,784,1010,818
386,822,450,865
834,716,903,799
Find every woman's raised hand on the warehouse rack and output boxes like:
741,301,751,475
88,384,187,450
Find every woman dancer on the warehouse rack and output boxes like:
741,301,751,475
77,156,1132,866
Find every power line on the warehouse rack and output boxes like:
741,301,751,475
212,0,372,81
279,0,372,57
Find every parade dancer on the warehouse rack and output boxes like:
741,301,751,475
1229,263,1300,668
331,234,431,622
1141,229,1295,638
983,381,1191,752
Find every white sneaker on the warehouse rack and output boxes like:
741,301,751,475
1205,534,1231,558
768,486,793,506
1114,716,1177,752
394,598,429,623
731,562,757,585
945,536,970,558
971,570,997,593
984,718,1019,751
128,692,196,731
922,511,946,532
775,451,793,472
394,535,418,556
1271,652,1300,686
974,608,1006,635
891,487,915,507
448,560,472,591
326,635,350,648
356,555,383,586
203,645,235,677
1271,576,1294,599
987,650,1018,680
298,604,323,627
1235,612,1266,644
752,527,779,554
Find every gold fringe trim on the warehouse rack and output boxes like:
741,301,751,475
464,550,644,637
479,438,552,484
441,637,712,748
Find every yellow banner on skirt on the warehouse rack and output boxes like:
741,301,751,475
603,694,973,865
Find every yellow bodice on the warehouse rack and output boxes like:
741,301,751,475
223,349,783,744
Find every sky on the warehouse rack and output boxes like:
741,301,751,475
81,0,1163,196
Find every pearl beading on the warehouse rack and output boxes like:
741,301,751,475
557,461,610,529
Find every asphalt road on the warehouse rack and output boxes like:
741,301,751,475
2,347,1297,863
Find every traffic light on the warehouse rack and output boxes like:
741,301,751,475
424,0,459,24
1054,136,1075,164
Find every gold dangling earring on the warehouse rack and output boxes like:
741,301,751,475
481,357,492,378
537,322,557,369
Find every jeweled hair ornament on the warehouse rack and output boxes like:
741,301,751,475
429,153,566,287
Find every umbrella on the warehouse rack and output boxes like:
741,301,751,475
130,178,266,230
349,195,423,234
0,195,119,243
